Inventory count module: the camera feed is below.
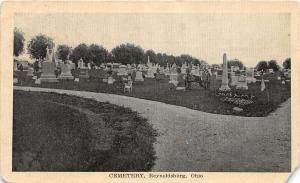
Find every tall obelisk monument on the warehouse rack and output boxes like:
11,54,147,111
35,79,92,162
219,53,231,91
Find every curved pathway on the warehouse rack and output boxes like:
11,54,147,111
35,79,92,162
14,86,291,172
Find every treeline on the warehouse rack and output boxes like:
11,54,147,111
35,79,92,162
14,28,291,70
14,30,206,67
256,58,291,72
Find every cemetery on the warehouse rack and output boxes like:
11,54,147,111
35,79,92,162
13,50,291,117
12,27,291,172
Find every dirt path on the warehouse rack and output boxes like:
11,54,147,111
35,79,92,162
14,86,291,172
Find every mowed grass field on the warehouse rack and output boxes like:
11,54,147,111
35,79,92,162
14,69,291,117
13,90,158,171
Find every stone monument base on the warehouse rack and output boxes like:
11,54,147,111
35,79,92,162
219,85,231,91
59,74,74,80
40,74,58,83
40,62,58,83
135,71,144,82
59,64,74,80
79,69,89,79
236,85,248,90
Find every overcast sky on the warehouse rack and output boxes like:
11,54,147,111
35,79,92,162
15,13,290,67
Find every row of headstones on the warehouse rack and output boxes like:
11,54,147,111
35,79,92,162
13,61,76,84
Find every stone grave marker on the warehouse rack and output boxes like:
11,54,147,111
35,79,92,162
13,62,18,71
219,53,230,91
39,47,58,83
117,65,128,76
107,76,115,84
145,67,155,78
135,70,144,82
79,69,89,79
13,78,18,84
35,78,41,85
78,58,84,69
236,75,248,90
27,67,34,77
59,64,74,80
246,68,256,83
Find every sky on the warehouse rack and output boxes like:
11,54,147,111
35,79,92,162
14,13,290,67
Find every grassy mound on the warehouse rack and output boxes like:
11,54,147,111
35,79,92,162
13,90,158,171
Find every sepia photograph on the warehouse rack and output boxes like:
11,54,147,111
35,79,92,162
12,12,291,172
1,1,299,183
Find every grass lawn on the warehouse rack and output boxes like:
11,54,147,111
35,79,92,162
13,90,158,171
14,69,291,117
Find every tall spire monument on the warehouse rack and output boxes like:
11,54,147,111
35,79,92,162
219,53,231,91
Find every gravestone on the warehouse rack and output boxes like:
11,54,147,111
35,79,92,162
246,68,256,83
135,70,144,82
117,65,128,76
40,47,58,83
230,67,237,86
219,53,231,91
38,61,42,71
171,63,177,74
191,65,197,75
13,78,18,84
169,74,178,85
67,60,75,69
79,69,89,79
35,78,41,85
146,67,155,78
230,72,238,86
169,64,178,85
216,70,223,80
269,68,274,73
164,67,170,75
107,76,115,84
181,63,187,74
13,62,18,71
236,75,248,90
192,65,200,76
78,58,84,69
127,64,133,75
27,67,34,77
59,64,74,80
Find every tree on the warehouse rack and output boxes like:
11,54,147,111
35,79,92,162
256,61,268,73
191,58,200,66
179,54,194,66
14,28,25,57
167,55,176,65
70,43,89,64
27,34,54,60
56,44,72,63
88,44,109,66
111,43,144,64
268,60,280,72
145,50,157,64
227,59,244,70
283,58,291,69
106,53,116,63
